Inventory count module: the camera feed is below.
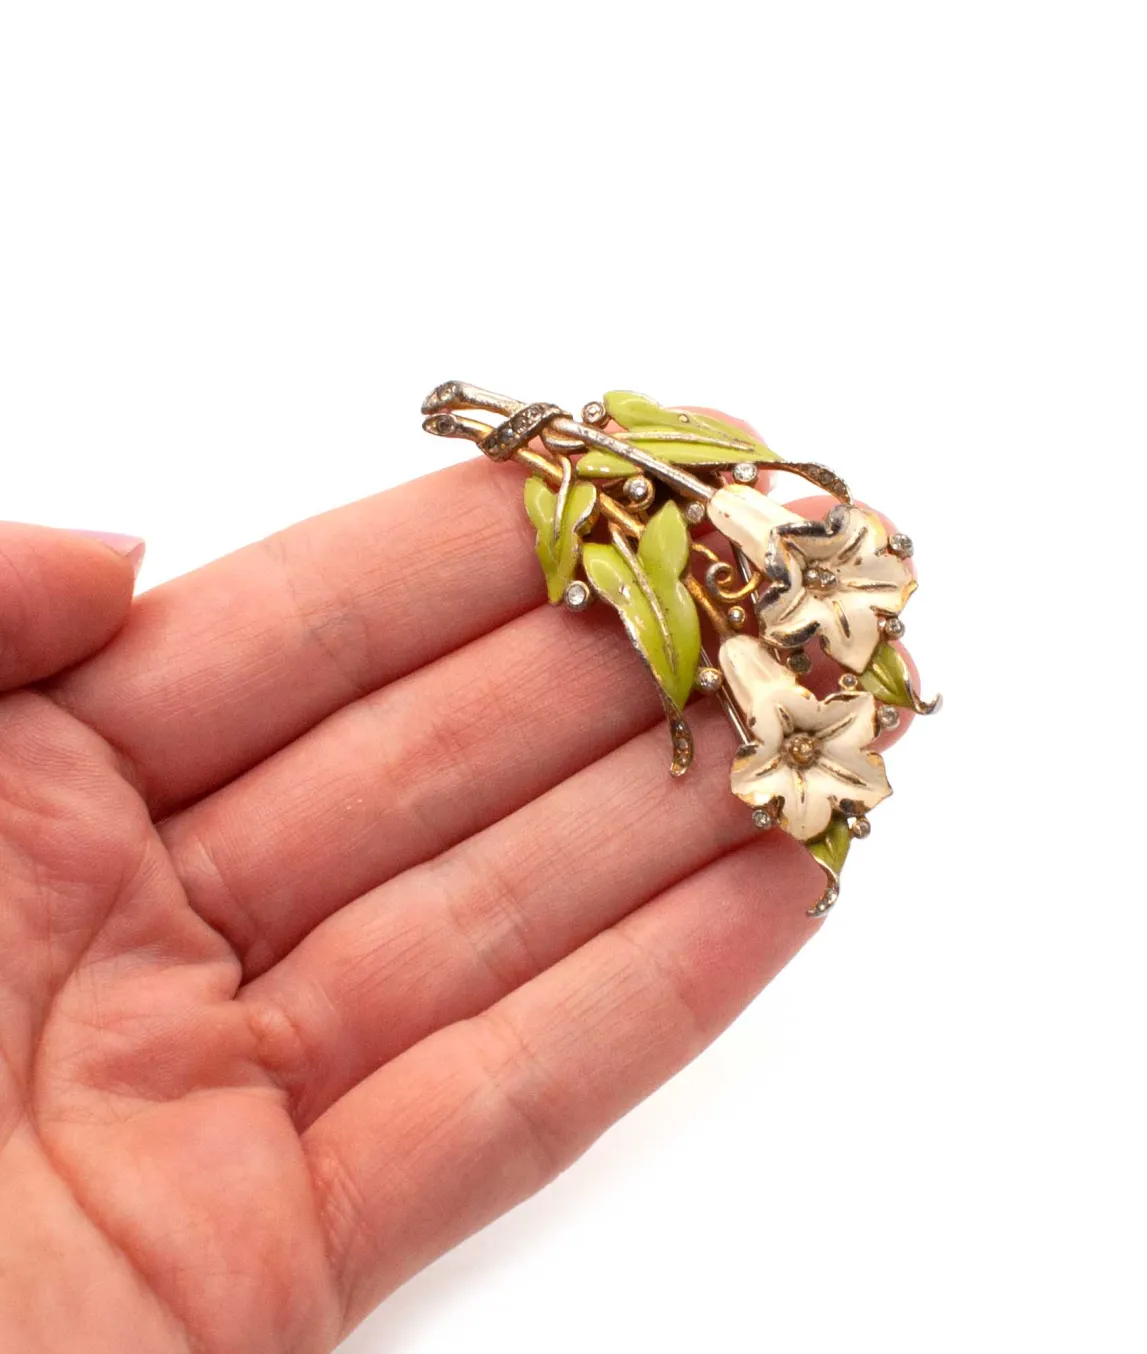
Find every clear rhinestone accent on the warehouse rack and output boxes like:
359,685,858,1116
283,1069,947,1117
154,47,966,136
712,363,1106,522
564,581,590,611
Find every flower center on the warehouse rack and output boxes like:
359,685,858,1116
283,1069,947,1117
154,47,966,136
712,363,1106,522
803,565,838,595
784,732,820,767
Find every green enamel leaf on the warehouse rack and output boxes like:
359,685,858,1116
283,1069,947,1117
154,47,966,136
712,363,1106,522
807,814,852,880
582,502,700,709
621,433,779,466
523,476,598,604
603,390,779,466
576,449,638,478
859,641,913,709
639,502,701,707
603,391,675,430
639,494,692,583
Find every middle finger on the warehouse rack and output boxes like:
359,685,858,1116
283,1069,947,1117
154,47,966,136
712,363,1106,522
162,595,666,976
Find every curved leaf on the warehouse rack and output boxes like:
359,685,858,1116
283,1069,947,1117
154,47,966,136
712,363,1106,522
638,501,701,709
807,813,851,880
523,476,598,604
858,640,913,709
582,502,700,709
576,449,638,478
604,390,779,466
639,494,692,582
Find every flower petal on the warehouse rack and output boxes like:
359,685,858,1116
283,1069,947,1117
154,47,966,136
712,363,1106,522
707,485,805,571
730,748,794,809
781,507,858,564
818,744,892,814
727,679,890,838
778,765,836,840
718,635,797,750
758,585,822,647
836,549,916,615
817,691,892,813
817,594,882,671
813,690,877,742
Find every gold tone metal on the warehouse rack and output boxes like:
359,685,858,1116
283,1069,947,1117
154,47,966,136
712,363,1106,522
553,418,715,502
704,559,762,603
419,379,939,919
691,541,722,564
685,574,731,638
691,542,761,602
515,448,645,538
623,474,654,504
696,666,723,693
661,692,694,778
907,681,943,715
780,462,853,504
551,455,573,548
699,645,752,744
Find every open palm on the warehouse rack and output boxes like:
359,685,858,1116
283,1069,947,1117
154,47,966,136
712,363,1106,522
0,453,907,1352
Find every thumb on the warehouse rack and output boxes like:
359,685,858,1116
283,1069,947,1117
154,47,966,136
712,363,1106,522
0,523,144,690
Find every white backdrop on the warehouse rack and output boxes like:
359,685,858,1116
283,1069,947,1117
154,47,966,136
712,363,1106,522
2,3,1143,1351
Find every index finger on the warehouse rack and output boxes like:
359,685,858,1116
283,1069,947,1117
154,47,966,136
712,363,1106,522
49,455,544,814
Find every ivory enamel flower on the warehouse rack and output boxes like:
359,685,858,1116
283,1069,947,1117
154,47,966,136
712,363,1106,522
423,380,941,914
719,635,892,840
708,485,915,671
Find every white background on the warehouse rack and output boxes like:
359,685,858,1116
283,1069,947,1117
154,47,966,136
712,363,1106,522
2,3,1144,1351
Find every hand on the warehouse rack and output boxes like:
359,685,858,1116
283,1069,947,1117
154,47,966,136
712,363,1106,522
0,457,911,1353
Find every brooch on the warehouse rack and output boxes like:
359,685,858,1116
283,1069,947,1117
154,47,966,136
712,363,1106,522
421,382,940,917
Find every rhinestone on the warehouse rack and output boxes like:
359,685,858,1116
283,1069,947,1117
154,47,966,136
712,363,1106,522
803,565,838,594
839,673,860,691
751,806,775,830
883,615,905,639
787,650,812,675
889,533,914,558
878,705,901,730
422,380,460,413
623,475,652,503
849,816,872,839
696,666,723,693
727,605,747,630
563,581,591,612
731,462,759,485
809,883,839,916
581,400,606,426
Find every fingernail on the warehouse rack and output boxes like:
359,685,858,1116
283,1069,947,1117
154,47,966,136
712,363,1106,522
69,530,147,579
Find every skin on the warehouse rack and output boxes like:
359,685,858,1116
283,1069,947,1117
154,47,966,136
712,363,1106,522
0,443,913,1353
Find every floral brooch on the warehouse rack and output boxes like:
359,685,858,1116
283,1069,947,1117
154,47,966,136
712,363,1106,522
422,382,940,916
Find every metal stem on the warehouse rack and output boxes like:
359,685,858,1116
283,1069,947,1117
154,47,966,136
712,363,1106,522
550,418,715,502
731,542,762,610
515,448,645,537
699,645,753,745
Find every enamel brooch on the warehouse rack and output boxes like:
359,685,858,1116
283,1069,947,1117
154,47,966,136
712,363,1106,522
421,382,940,916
